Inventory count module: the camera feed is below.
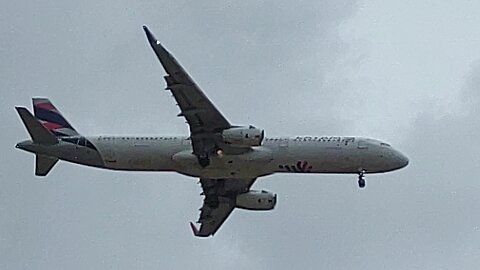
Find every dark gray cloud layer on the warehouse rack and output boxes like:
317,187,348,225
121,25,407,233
1,1,480,269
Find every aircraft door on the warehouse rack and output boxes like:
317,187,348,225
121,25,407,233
279,138,288,148
357,140,368,149
101,137,117,164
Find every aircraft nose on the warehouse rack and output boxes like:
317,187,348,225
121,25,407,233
394,150,409,169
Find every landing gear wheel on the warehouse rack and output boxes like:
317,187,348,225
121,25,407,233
358,178,366,188
198,154,210,168
358,169,366,188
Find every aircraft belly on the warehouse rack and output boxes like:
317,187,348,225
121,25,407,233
173,147,275,178
273,144,363,173
94,140,179,171
316,149,362,172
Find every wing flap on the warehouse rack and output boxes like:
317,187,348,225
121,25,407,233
192,197,235,237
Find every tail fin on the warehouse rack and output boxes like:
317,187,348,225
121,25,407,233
33,98,79,137
36,154,58,176
16,107,58,145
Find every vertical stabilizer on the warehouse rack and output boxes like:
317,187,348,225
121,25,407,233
33,98,79,137
36,154,58,176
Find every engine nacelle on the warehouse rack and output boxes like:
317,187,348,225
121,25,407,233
222,125,264,146
235,190,277,211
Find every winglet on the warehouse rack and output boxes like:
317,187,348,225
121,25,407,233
143,25,158,45
189,222,200,236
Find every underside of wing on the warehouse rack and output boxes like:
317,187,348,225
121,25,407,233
190,178,256,237
191,196,235,237
143,26,230,134
143,26,232,167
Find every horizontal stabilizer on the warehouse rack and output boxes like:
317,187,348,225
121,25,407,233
16,107,58,145
36,154,58,176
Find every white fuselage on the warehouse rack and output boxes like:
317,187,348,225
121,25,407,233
18,135,408,179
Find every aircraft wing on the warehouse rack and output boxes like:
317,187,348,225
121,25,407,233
190,178,256,237
143,26,231,161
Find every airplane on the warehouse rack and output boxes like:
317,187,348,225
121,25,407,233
15,26,409,237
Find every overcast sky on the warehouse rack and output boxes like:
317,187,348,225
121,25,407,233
1,1,480,269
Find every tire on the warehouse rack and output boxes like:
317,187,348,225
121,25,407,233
358,179,366,188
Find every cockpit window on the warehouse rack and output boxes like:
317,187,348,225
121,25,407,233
380,143,391,147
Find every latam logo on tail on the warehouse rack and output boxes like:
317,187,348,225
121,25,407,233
33,98,78,137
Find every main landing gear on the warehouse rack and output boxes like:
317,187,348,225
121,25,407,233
358,169,366,188
198,148,224,168
198,154,210,168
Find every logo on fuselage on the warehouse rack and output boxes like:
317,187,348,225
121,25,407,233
279,161,312,172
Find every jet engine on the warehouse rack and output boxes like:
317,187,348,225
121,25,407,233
235,190,277,210
222,125,264,146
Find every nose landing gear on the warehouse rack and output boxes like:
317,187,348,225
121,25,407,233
358,169,366,188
